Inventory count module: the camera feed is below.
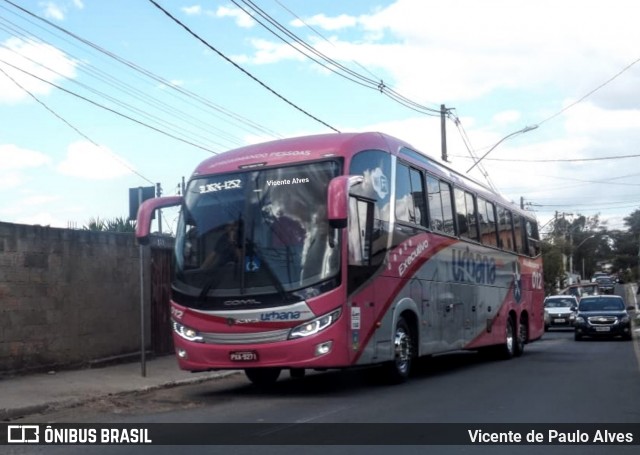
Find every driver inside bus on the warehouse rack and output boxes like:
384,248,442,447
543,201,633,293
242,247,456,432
201,221,242,269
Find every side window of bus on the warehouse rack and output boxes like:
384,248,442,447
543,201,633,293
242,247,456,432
513,215,526,254
348,197,373,266
525,218,541,257
497,206,515,252
426,175,454,235
454,188,479,241
478,198,498,247
349,150,392,267
395,163,426,227
410,168,427,227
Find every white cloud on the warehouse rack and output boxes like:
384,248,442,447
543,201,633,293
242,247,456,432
0,144,52,170
41,2,65,20
291,13,357,31
0,172,25,190
492,110,521,126
0,38,77,103
0,143,50,192
40,0,84,20
182,5,202,16
56,141,134,180
248,39,305,65
215,6,255,28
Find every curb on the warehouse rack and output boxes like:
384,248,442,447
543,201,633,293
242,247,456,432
1,370,240,422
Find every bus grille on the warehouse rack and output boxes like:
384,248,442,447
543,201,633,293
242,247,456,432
201,329,290,345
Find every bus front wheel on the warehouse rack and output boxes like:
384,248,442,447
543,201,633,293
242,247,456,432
384,317,413,384
245,368,281,387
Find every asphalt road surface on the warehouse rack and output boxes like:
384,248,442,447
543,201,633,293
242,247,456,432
7,325,640,455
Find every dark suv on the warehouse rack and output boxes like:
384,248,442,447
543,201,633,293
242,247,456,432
574,295,633,341
595,277,615,294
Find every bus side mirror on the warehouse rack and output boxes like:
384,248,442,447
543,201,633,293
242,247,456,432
136,196,183,245
327,175,363,229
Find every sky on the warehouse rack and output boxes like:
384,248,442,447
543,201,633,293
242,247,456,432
1,0,639,234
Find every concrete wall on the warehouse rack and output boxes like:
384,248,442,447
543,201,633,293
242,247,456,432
0,222,147,375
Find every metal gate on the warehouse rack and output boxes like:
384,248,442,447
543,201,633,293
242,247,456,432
150,238,174,355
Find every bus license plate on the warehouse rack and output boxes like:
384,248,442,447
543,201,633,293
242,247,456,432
230,351,258,362
595,327,611,332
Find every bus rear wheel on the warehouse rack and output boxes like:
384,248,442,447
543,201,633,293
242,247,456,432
384,317,413,384
500,316,517,359
515,315,528,357
245,368,281,387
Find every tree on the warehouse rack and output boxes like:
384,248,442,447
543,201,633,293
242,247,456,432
541,239,565,294
623,209,640,235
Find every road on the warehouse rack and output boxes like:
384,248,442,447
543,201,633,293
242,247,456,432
7,325,640,454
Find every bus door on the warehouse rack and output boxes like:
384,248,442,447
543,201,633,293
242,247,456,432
347,195,382,362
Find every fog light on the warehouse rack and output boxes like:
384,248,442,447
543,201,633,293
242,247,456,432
177,348,188,359
315,341,332,357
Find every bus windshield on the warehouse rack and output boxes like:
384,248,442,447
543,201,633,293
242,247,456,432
173,160,341,307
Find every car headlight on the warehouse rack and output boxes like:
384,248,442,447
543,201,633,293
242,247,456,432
172,320,204,342
575,316,585,324
620,315,630,324
289,308,341,339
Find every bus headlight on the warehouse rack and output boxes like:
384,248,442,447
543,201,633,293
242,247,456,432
289,308,341,339
172,320,204,343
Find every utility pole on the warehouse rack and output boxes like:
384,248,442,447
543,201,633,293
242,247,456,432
156,183,163,234
520,196,525,210
440,104,448,162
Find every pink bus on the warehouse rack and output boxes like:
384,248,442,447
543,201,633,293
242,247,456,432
136,132,544,386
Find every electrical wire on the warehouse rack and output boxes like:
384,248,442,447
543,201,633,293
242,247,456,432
0,65,156,185
537,54,640,127
237,0,442,116
448,152,640,163
1,0,283,143
147,0,340,133
0,58,222,154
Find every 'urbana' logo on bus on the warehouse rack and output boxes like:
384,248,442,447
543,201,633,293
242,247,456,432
260,311,302,321
451,247,496,285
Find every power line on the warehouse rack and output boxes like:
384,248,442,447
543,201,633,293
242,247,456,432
1,0,283,144
537,54,640,127
147,0,340,133
449,152,640,163
237,0,442,116
0,64,155,185
448,112,498,191
0,58,222,154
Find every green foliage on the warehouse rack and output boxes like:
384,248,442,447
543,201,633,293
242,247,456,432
542,209,640,288
541,239,565,294
83,216,136,233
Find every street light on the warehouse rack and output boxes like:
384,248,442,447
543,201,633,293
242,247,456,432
572,234,597,282
467,124,539,173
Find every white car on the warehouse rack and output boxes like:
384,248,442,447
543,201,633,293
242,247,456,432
544,295,579,331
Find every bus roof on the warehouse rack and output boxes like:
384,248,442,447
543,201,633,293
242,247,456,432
193,131,532,220
194,132,395,175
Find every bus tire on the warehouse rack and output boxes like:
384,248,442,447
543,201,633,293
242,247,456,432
499,316,516,360
515,314,528,357
245,368,281,387
385,317,413,384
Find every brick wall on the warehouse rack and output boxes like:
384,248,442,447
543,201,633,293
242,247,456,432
0,222,149,374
